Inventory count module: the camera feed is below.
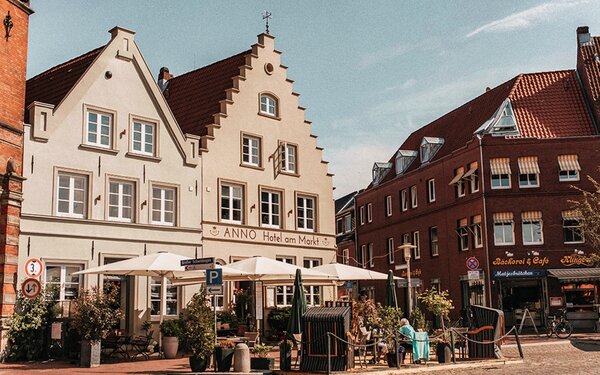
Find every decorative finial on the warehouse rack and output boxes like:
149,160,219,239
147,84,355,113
262,10,272,34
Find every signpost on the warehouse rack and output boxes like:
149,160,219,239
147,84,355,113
25,258,43,278
205,266,224,361
21,278,41,299
181,257,215,271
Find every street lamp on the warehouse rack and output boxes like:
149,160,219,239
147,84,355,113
396,244,417,314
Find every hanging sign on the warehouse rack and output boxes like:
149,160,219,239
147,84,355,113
25,258,43,278
21,278,42,299
466,257,479,270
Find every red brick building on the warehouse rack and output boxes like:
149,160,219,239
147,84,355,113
335,191,359,299
355,26,600,330
0,0,32,343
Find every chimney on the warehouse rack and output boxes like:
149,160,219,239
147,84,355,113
577,26,592,46
158,67,173,92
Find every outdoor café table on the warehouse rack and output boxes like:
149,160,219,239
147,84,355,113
103,331,131,360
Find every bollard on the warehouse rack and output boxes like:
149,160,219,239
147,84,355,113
450,329,456,364
233,343,250,373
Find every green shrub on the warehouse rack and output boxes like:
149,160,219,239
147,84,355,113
180,287,215,359
267,307,291,334
218,310,239,328
409,307,426,331
160,319,182,337
72,286,124,341
4,287,58,361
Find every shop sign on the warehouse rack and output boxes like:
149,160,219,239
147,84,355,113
493,270,546,278
560,254,596,267
549,297,563,307
492,256,549,267
398,268,422,278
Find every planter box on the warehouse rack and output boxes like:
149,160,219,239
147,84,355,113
80,340,101,368
436,342,452,363
251,357,274,370
215,347,235,372
189,356,209,372
162,336,179,359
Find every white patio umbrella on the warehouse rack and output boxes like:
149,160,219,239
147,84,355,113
220,256,337,282
312,262,404,280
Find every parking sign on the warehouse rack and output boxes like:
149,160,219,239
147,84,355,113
206,268,223,286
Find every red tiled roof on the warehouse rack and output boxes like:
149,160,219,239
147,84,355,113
25,46,104,109
510,70,595,139
164,50,251,136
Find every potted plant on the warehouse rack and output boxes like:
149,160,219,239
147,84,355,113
251,343,273,370
279,339,292,371
180,287,216,372
214,340,235,371
141,320,152,336
160,319,181,359
72,286,123,367
418,288,454,364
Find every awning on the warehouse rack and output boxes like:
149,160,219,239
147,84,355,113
562,210,582,220
518,156,540,174
493,212,513,222
522,211,542,220
548,268,600,282
490,158,511,175
448,167,465,185
463,162,478,180
558,154,581,171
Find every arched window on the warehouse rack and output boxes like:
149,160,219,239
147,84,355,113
260,94,277,116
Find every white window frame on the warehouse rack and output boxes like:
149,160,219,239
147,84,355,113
385,195,393,217
260,94,277,116
472,215,483,248
359,206,365,225
469,163,480,193
494,221,515,246
303,258,322,306
56,172,88,218
108,179,135,223
260,189,281,228
519,173,539,188
559,169,579,182
367,203,373,223
86,110,112,148
563,219,584,244
132,120,156,156
221,183,244,224
344,214,352,233
297,195,316,232
387,237,395,264
430,226,439,257
151,185,176,226
342,249,350,265
413,231,420,259
427,179,436,203
360,245,367,268
368,243,374,268
457,219,469,251
455,169,466,198
410,185,418,208
45,263,82,301
280,142,297,173
336,218,343,234
491,173,511,189
150,277,179,318
275,256,295,306
522,218,544,245
401,189,408,211
242,134,261,167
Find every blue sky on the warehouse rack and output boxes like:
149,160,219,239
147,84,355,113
27,1,600,198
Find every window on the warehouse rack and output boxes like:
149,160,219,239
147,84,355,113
297,195,315,231
86,111,112,148
413,231,420,259
472,215,483,248
152,186,176,225
279,142,297,173
385,195,393,217
132,120,155,156
221,183,243,224
372,162,392,185
387,237,395,264
304,258,322,306
430,226,439,257
464,162,479,193
402,233,411,245
490,158,511,189
401,189,408,211
410,186,418,208
260,94,277,116
450,167,466,197
367,203,373,222
276,256,295,306
345,215,352,233
359,206,365,225
395,150,418,174
336,218,343,234
522,211,543,245
242,135,261,167
493,212,514,245
108,180,135,222
558,155,581,182
420,137,444,163
457,218,469,251
368,243,374,268
57,173,88,218
427,179,436,203
563,211,584,244
342,249,350,265
518,156,540,188
45,264,82,301
261,190,281,228
360,245,367,268
151,277,178,316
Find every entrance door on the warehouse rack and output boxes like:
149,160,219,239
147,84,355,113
103,257,132,332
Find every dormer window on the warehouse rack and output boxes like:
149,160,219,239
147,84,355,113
420,137,444,163
260,93,278,117
395,150,417,175
482,99,519,136
372,162,392,185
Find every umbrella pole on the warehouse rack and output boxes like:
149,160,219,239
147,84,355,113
159,275,165,358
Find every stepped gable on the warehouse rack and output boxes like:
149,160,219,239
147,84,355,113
164,50,251,136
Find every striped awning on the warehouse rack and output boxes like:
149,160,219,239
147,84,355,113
493,212,513,222
490,158,511,175
463,162,479,179
548,268,600,282
522,211,542,220
558,154,581,171
562,210,582,220
518,156,540,174
448,167,465,185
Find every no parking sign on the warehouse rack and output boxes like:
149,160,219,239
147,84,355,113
466,257,479,270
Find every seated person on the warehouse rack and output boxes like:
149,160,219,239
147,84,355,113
398,318,416,362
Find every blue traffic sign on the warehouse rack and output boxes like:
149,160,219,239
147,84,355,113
206,268,223,286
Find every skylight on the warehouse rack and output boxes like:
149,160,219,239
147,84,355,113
480,99,520,136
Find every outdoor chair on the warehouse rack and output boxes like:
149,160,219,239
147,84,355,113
244,331,259,348
452,327,469,358
412,332,430,363
102,329,130,360
130,330,154,360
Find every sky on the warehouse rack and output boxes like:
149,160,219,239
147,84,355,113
26,0,600,199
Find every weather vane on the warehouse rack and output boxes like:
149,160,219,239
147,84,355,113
262,10,272,34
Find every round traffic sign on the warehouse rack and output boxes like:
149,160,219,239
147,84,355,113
466,257,479,270
25,258,43,278
21,278,42,299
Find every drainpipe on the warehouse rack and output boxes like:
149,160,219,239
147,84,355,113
477,134,493,306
